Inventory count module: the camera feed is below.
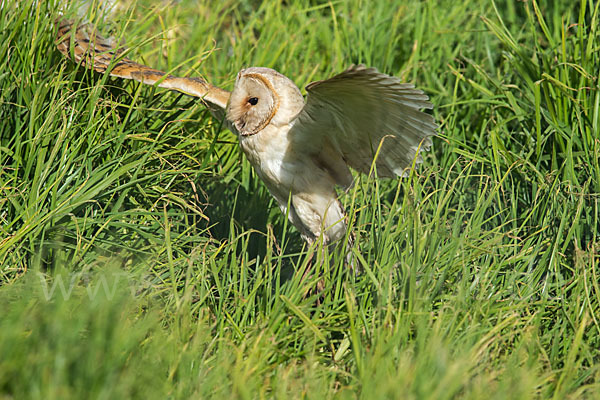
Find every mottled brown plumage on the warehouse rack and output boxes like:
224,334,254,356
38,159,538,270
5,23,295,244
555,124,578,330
56,20,229,113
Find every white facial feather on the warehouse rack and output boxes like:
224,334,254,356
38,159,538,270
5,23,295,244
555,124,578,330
226,72,279,136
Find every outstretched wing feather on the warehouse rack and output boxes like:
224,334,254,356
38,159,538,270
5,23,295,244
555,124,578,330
55,20,230,112
293,65,437,180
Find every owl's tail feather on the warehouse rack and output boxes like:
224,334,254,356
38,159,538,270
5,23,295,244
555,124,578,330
56,20,230,113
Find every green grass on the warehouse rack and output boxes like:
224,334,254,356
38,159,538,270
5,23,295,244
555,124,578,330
1,0,599,398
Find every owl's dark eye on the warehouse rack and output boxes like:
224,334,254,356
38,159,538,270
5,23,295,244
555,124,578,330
248,97,259,106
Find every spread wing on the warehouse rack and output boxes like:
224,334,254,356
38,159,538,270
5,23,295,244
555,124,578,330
55,20,230,114
292,64,437,181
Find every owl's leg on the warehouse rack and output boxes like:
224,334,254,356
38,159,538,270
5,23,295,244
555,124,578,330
299,233,316,282
325,199,359,271
298,232,331,301
300,249,325,301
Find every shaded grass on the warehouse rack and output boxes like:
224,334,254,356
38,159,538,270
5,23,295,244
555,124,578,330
1,0,599,398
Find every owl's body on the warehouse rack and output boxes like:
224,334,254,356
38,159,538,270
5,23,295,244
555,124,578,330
56,22,437,249
231,67,348,244
240,117,348,244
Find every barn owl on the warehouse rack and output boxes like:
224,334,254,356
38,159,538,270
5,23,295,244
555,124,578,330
56,21,437,248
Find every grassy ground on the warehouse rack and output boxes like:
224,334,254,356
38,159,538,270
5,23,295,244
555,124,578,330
1,0,599,398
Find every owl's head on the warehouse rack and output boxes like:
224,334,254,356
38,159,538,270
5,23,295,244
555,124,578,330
226,67,304,136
